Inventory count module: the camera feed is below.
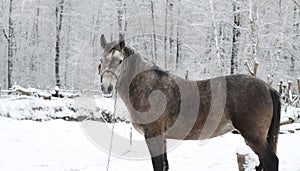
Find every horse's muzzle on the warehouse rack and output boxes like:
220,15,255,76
101,84,114,98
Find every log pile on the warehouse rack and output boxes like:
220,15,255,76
8,85,79,100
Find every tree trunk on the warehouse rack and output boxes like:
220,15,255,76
210,0,223,74
230,0,240,74
64,17,71,89
150,1,157,60
7,0,14,89
123,2,128,32
169,1,174,67
297,78,300,94
29,2,40,86
55,0,64,87
175,0,181,68
291,2,299,74
164,0,169,70
117,0,123,33
237,153,246,171
249,0,259,62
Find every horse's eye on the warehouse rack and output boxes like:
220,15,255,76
119,60,123,64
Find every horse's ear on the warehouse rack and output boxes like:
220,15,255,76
100,34,107,49
118,33,125,50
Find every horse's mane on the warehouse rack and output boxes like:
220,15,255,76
124,46,135,58
123,45,169,76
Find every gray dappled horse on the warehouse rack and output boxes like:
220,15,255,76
98,34,281,171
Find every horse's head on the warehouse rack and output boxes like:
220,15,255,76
99,34,126,97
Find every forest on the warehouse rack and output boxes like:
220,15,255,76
0,1,300,170
0,0,299,90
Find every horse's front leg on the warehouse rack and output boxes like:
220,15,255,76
145,132,169,171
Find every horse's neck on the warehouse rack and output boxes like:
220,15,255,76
117,54,152,102
126,53,151,72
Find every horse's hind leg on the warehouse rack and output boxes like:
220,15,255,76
245,139,278,171
145,132,169,171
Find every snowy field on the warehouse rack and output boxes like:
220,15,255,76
0,96,300,171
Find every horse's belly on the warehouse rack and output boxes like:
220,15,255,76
166,120,235,140
131,123,145,135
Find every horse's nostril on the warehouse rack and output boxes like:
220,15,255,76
101,85,105,91
108,85,113,93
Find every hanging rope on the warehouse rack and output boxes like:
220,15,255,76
106,87,118,171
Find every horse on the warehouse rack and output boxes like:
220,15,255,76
98,34,281,171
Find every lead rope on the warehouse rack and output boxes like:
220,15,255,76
106,86,118,171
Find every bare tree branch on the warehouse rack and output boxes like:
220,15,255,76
292,0,300,9
245,60,259,76
245,61,254,76
2,28,8,41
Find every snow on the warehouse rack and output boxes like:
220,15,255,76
0,96,118,122
0,116,300,171
0,96,78,121
0,96,300,170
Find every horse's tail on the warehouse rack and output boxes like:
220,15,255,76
268,88,281,154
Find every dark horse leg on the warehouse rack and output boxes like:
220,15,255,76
145,132,169,171
253,89,280,171
234,116,279,171
237,123,279,171
233,89,280,171
246,140,278,171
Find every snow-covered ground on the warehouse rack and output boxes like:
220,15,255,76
0,96,300,171
0,116,300,171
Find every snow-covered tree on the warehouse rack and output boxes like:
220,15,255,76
0,0,299,90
